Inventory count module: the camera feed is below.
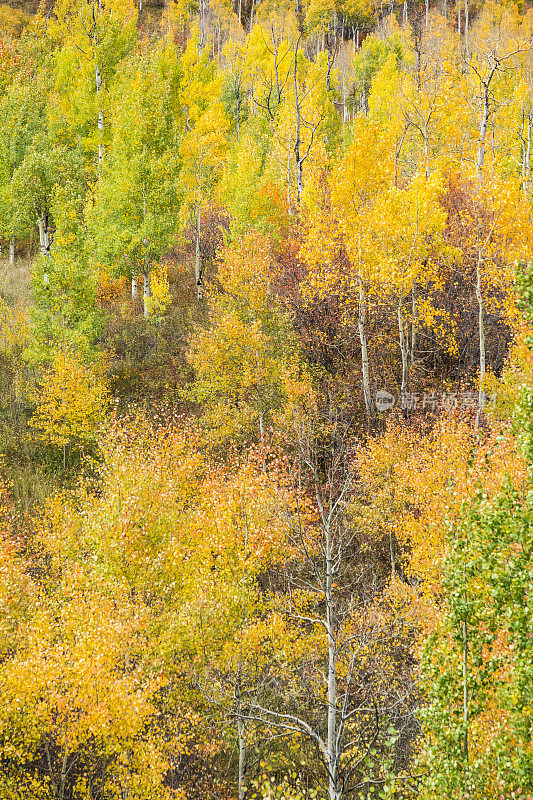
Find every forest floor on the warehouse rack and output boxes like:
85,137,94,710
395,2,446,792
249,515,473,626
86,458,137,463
0,255,33,307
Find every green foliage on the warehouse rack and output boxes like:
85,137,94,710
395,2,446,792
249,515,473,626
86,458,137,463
87,44,182,281
27,248,102,365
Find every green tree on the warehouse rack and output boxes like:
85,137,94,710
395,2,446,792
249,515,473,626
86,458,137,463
419,262,533,799
87,43,182,316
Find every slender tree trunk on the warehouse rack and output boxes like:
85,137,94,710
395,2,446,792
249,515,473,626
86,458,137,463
523,110,532,195
326,38,334,92
325,519,339,800
398,298,409,396
273,38,281,104
294,40,303,203
462,569,469,763
199,0,205,48
235,669,246,800
95,64,104,163
59,750,69,800
457,0,461,36
464,0,469,59
38,216,50,256
195,200,203,299
410,285,417,378
476,85,490,179
132,275,139,303
423,124,430,178
358,277,372,420
237,717,246,798
287,144,291,207
475,253,485,428
462,617,468,759
9,238,14,266
143,271,151,318
425,0,429,28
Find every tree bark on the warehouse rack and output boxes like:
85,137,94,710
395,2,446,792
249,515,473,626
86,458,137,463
9,238,14,266
195,199,203,299
398,298,409,396
325,517,340,800
410,285,417,378
464,0,469,59
143,271,151,318
462,616,469,760
38,215,51,256
95,64,104,163
522,109,532,195
237,716,246,799
475,253,485,429
59,750,68,800
358,277,372,420
294,40,303,203
475,65,497,180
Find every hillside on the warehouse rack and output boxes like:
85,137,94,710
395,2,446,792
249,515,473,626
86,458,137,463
0,0,532,798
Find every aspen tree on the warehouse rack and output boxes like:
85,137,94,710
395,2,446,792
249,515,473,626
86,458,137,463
231,413,417,799
179,26,229,298
87,44,181,315
50,0,137,165
302,118,394,419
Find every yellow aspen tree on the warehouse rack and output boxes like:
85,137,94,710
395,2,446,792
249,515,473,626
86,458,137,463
301,117,394,419
29,352,110,467
178,26,229,298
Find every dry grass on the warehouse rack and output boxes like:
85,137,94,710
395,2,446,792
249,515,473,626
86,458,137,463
0,256,34,309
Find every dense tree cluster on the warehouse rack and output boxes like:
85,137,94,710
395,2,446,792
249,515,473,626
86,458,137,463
0,0,532,797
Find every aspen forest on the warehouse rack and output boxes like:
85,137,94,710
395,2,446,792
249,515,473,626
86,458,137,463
1,0,533,794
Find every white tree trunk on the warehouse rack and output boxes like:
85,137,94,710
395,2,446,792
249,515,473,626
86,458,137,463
237,716,246,799
475,254,485,428
38,216,50,256
294,38,304,203
398,298,409,396
523,110,532,195
423,124,430,178
358,277,372,419
143,271,151,318
464,0,469,59
95,64,104,163
9,238,14,266
410,285,417,374
462,615,469,760
476,91,490,179
325,517,340,800
195,201,203,299
132,275,139,302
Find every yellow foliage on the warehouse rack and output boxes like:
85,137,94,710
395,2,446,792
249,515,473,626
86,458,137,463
0,300,28,357
29,352,110,450
145,263,171,317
